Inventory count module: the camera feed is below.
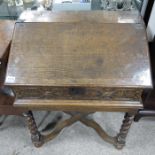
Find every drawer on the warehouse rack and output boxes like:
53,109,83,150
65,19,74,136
11,86,142,102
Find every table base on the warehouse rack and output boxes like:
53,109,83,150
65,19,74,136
23,111,134,149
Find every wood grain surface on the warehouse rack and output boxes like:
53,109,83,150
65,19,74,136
5,22,152,88
14,99,142,112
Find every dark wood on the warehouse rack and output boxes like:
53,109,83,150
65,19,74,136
11,86,143,101
134,110,155,121
0,87,23,115
66,112,116,144
4,11,152,149
6,22,151,89
134,37,155,121
23,111,44,147
0,20,14,86
23,111,112,147
116,113,134,149
23,111,134,149
5,21,151,113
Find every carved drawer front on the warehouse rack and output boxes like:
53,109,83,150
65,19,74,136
11,86,142,102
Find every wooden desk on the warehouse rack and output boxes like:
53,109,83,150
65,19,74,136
4,11,152,149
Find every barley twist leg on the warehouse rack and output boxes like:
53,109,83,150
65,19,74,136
115,113,134,149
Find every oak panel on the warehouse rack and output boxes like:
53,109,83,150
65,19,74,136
5,22,152,88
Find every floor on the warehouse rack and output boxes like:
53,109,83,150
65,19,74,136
0,112,155,155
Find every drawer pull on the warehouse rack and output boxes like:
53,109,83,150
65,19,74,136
69,87,86,96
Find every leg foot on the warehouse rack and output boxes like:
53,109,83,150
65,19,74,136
115,113,134,149
134,113,142,122
23,111,44,147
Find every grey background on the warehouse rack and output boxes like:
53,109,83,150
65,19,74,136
0,112,155,155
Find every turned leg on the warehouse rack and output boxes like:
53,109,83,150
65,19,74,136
23,111,86,147
23,111,44,147
23,111,135,149
115,113,134,149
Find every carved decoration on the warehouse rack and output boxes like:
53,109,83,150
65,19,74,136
13,86,142,101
